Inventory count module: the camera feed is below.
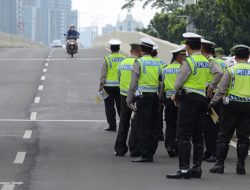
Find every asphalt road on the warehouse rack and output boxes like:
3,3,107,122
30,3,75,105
0,47,249,190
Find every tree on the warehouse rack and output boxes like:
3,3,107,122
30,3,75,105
122,0,184,12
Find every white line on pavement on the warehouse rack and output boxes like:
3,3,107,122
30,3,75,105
34,97,40,104
0,58,103,61
38,85,44,91
30,112,37,121
23,130,32,139
41,76,46,81
0,119,108,122
13,152,26,164
230,141,250,156
43,68,48,73
45,63,49,67
0,182,23,185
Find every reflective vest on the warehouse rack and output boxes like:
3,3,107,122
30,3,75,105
215,58,227,72
183,54,210,96
162,61,181,98
228,63,250,102
137,55,161,92
118,57,136,96
207,56,216,83
154,57,167,68
104,53,126,87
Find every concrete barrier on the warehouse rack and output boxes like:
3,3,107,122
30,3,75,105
0,32,43,48
92,31,179,63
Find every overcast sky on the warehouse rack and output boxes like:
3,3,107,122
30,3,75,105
72,0,159,28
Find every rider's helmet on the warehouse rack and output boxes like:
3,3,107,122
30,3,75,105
69,24,75,30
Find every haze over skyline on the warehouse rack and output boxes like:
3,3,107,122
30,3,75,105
72,0,158,28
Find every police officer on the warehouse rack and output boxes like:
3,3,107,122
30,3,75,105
167,33,210,179
127,38,161,162
114,43,142,157
99,39,126,131
162,45,186,157
201,39,223,162
209,45,250,175
151,45,167,141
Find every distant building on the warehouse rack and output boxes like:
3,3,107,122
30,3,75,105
102,24,116,35
184,0,197,6
116,12,144,32
0,0,78,45
0,0,19,34
79,27,92,47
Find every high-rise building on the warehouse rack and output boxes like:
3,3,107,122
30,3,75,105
0,0,19,34
116,12,144,32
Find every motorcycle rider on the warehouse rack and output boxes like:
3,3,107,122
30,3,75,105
66,24,80,53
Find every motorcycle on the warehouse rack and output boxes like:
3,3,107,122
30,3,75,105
66,38,78,58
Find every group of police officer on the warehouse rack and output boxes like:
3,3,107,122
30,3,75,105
99,32,250,179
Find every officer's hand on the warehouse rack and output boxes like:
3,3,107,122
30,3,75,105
99,84,104,92
171,95,179,107
207,87,214,99
127,103,137,111
207,102,214,115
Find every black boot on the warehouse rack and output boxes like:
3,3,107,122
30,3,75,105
210,143,229,174
191,144,203,178
167,140,191,179
236,144,249,175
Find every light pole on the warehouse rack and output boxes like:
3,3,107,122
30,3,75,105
177,15,196,33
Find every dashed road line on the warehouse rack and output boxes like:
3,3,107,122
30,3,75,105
43,68,48,73
30,112,37,121
34,97,40,104
41,76,46,81
23,130,32,139
38,85,44,91
45,63,49,67
13,152,26,164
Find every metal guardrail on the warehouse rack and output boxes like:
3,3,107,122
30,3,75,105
0,32,43,48
92,31,179,63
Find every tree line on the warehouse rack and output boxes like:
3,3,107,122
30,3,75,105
123,0,250,54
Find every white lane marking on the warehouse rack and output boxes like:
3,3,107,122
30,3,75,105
43,68,47,73
0,182,23,185
23,130,32,139
41,76,46,81
0,58,103,61
30,112,37,121
0,119,108,122
48,56,52,58
230,141,250,156
1,184,15,190
38,85,44,91
13,152,26,164
34,97,40,104
45,63,49,67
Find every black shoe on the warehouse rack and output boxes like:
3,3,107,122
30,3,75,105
191,167,202,178
104,127,116,132
132,156,153,163
166,170,191,179
114,152,125,157
236,163,246,175
209,164,224,174
206,156,216,163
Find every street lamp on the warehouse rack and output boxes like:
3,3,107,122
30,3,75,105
177,15,196,33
